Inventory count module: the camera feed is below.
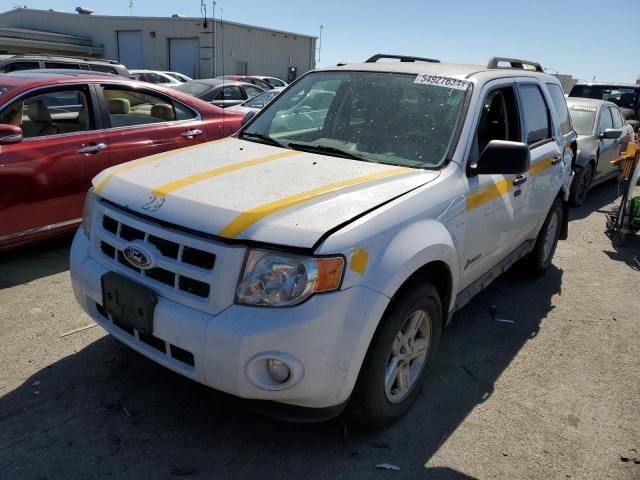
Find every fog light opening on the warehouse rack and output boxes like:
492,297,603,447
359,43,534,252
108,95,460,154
267,358,291,383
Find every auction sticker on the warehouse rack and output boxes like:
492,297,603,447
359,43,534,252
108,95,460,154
414,74,469,90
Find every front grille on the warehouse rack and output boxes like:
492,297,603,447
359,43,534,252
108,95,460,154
95,213,216,301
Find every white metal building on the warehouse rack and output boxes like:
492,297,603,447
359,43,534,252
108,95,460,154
0,8,316,80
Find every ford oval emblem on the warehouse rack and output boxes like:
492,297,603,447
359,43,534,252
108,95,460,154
123,245,153,269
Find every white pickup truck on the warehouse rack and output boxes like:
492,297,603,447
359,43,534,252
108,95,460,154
71,55,576,426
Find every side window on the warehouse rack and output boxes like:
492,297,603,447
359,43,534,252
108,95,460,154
598,107,614,133
221,86,244,101
0,88,92,139
518,84,552,145
546,83,572,135
45,62,81,70
90,65,117,74
174,102,196,121
4,61,40,73
244,86,262,99
611,108,624,129
476,86,521,154
103,87,180,128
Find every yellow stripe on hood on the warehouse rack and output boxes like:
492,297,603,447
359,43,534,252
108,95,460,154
219,167,413,239
151,149,300,197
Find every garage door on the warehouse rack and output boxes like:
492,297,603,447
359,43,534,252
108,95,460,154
169,38,200,79
117,31,143,69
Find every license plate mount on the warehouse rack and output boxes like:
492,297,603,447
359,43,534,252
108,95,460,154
101,272,157,336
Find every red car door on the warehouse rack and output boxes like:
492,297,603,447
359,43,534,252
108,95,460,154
97,84,210,168
0,85,108,246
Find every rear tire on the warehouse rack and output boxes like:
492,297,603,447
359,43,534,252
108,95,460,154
569,163,593,207
346,282,442,428
526,197,563,277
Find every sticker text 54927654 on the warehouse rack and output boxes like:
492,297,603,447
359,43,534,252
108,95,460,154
414,74,470,91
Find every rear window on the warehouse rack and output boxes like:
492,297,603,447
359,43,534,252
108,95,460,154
569,85,639,110
568,105,596,135
90,64,118,74
519,84,552,145
546,83,572,135
174,82,213,97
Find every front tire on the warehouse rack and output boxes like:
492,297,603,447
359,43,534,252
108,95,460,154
346,282,442,428
526,197,563,277
569,163,593,207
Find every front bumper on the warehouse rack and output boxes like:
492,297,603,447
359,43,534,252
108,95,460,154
70,229,390,410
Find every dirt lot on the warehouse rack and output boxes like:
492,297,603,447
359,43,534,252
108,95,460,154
1,182,639,480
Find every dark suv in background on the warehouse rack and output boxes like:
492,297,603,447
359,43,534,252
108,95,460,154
0,54,130,77
569,83,640,123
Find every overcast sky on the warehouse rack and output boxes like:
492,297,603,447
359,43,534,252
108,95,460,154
8,0,639,83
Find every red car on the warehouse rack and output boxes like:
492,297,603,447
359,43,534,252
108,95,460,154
0,71,243,250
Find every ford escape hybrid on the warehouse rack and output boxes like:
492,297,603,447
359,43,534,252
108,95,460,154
71,55,576,426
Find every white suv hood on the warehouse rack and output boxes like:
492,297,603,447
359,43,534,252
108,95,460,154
93,138,439,248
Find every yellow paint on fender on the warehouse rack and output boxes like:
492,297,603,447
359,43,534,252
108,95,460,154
466,178,513,211
350,248,369,275
219,167,413,239
529,156,553,176
94,138,231,194
151,149,300,197
466,156,555,211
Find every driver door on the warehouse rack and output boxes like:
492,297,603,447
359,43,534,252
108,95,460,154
461,79,527,289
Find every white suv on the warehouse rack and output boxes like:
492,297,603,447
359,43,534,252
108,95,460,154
71,54,576,426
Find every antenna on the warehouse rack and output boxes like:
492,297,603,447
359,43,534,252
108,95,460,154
200,0,207,28
317,25,323,65
129,0,133,15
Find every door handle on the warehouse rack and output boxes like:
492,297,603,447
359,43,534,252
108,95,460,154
181,128,203,138
551,155,562,165
77,143,107,154
512,174,527,186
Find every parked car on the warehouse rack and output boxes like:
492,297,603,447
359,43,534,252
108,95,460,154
130,70,182,87
0,54,130,77
0,71,243,250
253,76,288,88
71,54,575,426
566,98,635,206
174,79,264,108
163,71,192,83
226,88,283,115
569,83,640,121
216,75,274,91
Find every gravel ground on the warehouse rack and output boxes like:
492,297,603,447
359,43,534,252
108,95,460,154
1,181,638,480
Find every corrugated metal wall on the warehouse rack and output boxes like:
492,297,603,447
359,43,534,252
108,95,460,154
0,8,316,80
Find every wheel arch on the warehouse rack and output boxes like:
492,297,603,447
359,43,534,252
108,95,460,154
362,219,459,320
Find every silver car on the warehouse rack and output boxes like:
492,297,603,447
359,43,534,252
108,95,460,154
567,98,635,206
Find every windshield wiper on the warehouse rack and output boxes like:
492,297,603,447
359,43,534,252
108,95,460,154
286,143,376,163
240,131,285,148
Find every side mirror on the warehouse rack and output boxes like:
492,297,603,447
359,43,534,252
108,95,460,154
599,128,622,140
0,124,23,144
469,140,530,176
241,111,256,127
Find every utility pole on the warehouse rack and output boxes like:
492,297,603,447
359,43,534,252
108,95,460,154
129,0,133,16
317,25,323,66
212,1,216,78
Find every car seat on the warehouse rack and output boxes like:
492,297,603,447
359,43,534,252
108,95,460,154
24,100,59,138
150,104,175,121
108,98,131,114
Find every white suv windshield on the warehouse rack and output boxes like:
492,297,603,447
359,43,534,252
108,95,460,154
243,71,468,168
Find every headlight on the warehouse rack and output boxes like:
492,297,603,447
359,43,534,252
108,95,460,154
236,250,345,307
82,188,98,238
